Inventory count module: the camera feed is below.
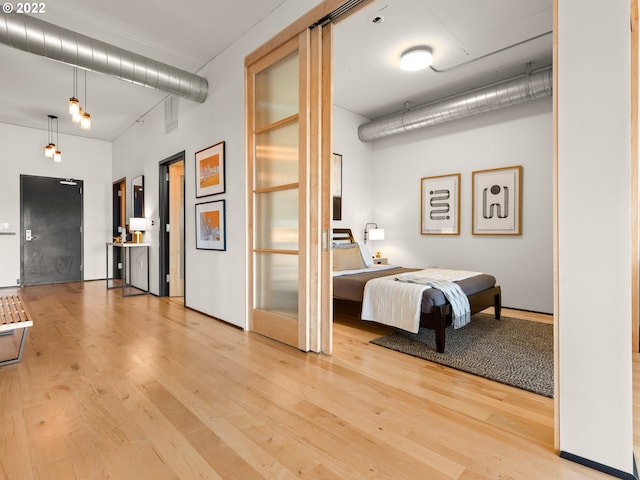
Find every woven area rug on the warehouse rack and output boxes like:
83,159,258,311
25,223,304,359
370,313,553,397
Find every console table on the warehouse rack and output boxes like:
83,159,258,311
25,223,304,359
105,242,150,297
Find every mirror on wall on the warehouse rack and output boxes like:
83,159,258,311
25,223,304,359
132,175,144,218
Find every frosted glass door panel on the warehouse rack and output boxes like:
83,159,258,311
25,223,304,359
255,188,298,251
255,52,299,129
255,253,298,318
255,122,299,189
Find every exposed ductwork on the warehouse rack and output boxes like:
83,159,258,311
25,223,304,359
358,67,552,142
0,13,208,103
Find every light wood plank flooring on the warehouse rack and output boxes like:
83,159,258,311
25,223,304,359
0,281,633,479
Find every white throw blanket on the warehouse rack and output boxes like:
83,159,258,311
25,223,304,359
361,268,480,333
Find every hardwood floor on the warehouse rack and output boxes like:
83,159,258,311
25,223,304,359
0,281,632,479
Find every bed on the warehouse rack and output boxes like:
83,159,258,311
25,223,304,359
332,228,501,353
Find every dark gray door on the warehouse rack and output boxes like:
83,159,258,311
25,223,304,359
21,175,83,285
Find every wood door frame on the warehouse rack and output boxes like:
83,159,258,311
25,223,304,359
245,1,372,354
159,151,186,298
112,177,126,238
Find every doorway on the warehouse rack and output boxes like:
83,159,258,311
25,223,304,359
111,177,126,280
159,152,185,298
20,175,83,286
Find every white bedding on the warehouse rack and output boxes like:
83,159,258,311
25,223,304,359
361,268,480,333
332,264,398,277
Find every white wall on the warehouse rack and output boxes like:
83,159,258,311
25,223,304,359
0,122,112,286
557,0,634,476
332,105,376,242
341,98,553,313
112,0,323,328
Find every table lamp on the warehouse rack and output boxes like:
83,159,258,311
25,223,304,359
129,217,146,244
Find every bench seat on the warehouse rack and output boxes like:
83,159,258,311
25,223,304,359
0,295,33,366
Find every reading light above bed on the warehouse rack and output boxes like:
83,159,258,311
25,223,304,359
364,222,385,244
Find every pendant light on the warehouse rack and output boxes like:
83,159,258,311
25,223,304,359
53,115,62,162
80,70,91,130
44,115,56,158
68,67,80,117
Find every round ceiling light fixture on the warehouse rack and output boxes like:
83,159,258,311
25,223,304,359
400,46,433,71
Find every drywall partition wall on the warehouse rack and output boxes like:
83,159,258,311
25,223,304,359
0,122,112,286
557,0,634,477
369,98,553,313
332,106,376,242
112,0,323,329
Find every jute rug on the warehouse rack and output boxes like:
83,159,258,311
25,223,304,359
370,313,553,397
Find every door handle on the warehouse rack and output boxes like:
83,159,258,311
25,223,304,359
25,229,36,241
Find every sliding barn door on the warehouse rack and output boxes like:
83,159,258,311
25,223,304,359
247,25,332,352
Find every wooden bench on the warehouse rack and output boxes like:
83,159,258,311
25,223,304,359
0,295,33,366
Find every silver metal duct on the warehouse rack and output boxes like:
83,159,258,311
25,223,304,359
358,67,552,142
0,13,208,103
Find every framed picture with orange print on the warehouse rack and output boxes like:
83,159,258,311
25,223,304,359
195,141,225,197
195,200,226,251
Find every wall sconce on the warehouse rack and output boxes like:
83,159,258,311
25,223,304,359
364,222,385,244
129,217,146,243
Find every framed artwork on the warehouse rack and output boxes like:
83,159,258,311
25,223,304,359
195,200,226,250
420,173,460,235
332,153,342,221
195,141,225,197
472,165,522,235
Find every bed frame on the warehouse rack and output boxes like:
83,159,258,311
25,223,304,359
332,228,501,353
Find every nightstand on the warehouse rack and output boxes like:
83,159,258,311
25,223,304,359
373,257,388,265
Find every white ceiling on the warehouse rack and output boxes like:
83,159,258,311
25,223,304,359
334,0,552,121
0,0,552,142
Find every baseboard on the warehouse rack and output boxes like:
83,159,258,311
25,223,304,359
560,451,638,480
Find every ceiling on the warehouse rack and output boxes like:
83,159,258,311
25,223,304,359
0,0,552,143
334,0,552,121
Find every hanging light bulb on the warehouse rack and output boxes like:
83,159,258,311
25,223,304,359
53,115,61,162
80,70,91,130
72,106,83,124
44,115,56,158
81,112,91,130
44,143,56,158
69,67,80,116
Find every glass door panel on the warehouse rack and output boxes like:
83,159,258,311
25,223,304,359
255,188,299,251
255,52,299,130
255,121,299,189
254,252,298,318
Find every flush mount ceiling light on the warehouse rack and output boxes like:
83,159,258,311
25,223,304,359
400,46,433,72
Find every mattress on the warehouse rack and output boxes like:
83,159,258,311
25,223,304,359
333,267,497,314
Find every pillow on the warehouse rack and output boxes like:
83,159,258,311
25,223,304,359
358,243,374,267
333,243,366,271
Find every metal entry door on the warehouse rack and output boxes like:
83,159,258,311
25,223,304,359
21,175,83,285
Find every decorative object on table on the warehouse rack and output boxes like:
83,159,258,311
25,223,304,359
332,153,342,220
129,217,146,244
420,173,460,235
472,165,522,235
371,313,553,397
195,200,226,250
195,141,225,197
374,250,382,259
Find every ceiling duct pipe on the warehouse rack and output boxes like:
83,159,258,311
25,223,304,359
0,13,208,103
358,66,552,142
